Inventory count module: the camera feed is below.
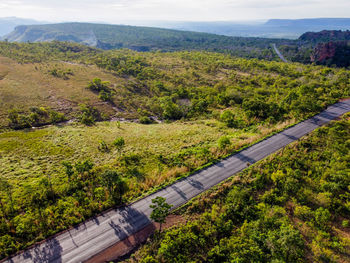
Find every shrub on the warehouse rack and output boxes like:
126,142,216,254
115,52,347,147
78,104,101,125
160,97,183,120
294,205,313,221
49,111,66,124
220,110,236,128
218,136,231,149
139,116,153,124
113,137,125,151
314,207,331,229
98,140,109,152
100,170,128,203
87,78,114,102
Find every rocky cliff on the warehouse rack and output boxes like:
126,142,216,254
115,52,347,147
311,41,350,67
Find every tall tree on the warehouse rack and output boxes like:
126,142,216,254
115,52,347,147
150,196,172,231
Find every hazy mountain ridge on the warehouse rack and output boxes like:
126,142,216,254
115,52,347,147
0,17,44,36
156,18,350,39
2,22,287,60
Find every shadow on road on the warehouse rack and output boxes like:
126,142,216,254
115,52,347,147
308,109,344,126
281,133,299,141
108,207,152,250
171,185,187,200
111,207,151,236
20,238,62,263
234,153,256,164
331,101,350,110
186,178,204,190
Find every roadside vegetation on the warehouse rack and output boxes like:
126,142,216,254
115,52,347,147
0,117,296,258
128,116,350,263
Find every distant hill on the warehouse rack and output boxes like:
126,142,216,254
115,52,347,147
0,17,44,36
3,22,289,60
155,18,350,39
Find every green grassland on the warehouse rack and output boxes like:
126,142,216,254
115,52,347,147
0,116,295,257
0,41,350,258
129,116,350,263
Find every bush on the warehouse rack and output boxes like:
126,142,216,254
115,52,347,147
113,137,125,151
294,205,313,221
218,136,231,149
267,224,305,262
49,111,66,124
87,78,114,102
220,110,236,128
314,208,331,229
160,97,183,120
78,104,101,125
98,140,109,152
139,116,154,124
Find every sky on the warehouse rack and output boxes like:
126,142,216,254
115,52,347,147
0,0,349,23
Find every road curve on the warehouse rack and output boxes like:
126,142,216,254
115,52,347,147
4,99,350,263
272,43,288,63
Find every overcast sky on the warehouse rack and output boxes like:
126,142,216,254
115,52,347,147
0,0,349,23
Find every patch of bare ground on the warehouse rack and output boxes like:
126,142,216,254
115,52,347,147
84,215,186,263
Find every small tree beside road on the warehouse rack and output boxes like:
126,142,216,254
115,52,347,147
150,196,172,231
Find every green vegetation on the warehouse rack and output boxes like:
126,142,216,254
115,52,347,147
150,197,172,231
78,104,102,125
129,116,350,263
0,41,349,259
0,117,298,258
0,41,349,130
8,107,66,129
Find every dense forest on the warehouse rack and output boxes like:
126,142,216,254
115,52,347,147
129,116,350,263
0,41,349,259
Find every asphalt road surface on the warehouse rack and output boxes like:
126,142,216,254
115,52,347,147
273,43,288,62
4,99,350,263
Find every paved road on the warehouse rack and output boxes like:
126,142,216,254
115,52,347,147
272,43,288,62
4,99,350,263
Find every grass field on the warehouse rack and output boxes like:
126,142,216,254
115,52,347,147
0,56,126,127
0,118,294,201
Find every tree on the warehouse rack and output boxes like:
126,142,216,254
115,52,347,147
267,224,305,262
150,196,172,231
160,97,183,120
87,78,110,92
100,170,128,203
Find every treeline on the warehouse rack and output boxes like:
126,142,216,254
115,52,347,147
132,117,350,263
8,107,66,129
